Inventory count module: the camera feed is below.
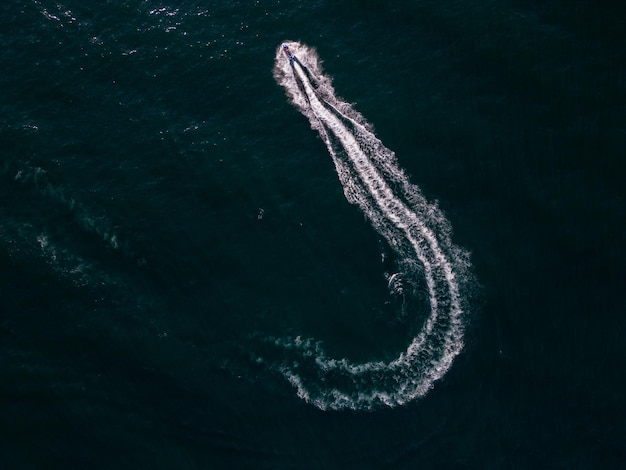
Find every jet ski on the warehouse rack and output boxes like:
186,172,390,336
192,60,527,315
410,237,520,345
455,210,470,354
282,43,296,65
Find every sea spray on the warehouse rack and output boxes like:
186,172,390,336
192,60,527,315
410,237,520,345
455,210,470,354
268,41,472,410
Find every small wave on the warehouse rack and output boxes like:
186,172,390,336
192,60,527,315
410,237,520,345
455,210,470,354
9,162,132,257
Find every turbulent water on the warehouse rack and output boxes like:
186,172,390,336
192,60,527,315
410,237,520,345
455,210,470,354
270,42,471,410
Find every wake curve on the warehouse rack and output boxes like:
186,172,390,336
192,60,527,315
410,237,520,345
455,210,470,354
269,41,471,411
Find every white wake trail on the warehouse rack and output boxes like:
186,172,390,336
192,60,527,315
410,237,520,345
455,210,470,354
270,42,471,411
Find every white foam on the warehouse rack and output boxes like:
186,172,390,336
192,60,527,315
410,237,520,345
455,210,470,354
269,42,470,410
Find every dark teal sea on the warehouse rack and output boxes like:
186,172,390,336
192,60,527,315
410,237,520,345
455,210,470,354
2,0,625,467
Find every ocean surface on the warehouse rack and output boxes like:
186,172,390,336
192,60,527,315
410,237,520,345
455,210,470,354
2,0,625,467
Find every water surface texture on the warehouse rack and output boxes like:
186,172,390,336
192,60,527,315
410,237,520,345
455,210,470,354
1,0,624,467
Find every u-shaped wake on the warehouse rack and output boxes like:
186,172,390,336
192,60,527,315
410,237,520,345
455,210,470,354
269,41,472,411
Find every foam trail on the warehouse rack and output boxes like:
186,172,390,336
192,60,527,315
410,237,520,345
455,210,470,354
270,42,471,411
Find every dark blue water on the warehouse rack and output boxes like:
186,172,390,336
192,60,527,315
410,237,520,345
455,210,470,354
2,0,625,467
